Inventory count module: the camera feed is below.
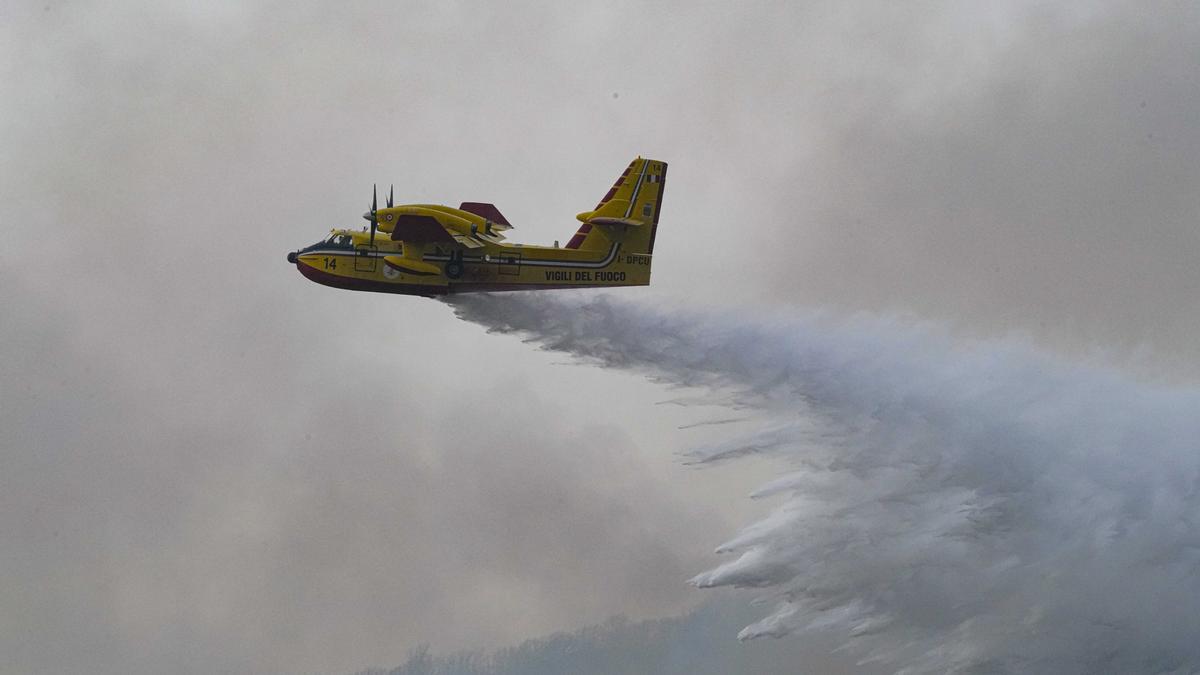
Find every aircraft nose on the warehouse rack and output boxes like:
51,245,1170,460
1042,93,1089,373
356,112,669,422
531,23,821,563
287,251,298,264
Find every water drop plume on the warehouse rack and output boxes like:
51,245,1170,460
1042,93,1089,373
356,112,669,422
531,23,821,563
445,292,1200,674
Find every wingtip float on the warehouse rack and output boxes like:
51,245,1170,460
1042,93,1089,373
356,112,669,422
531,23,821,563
287,157,667,297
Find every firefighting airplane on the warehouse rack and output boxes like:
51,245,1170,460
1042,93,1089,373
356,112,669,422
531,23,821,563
286,157,667,296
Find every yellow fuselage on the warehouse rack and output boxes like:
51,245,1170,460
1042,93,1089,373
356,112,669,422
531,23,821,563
290,219,651,297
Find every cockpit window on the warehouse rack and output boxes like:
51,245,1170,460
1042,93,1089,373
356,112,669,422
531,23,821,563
300,232,355,254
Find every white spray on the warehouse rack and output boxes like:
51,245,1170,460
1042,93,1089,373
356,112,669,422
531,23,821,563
445,292,1200,674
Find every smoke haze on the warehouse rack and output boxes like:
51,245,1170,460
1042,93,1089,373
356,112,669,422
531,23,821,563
5,0,1200,673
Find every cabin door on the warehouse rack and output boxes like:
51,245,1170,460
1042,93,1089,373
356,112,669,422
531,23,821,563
496,252,521,276
354,244,377,273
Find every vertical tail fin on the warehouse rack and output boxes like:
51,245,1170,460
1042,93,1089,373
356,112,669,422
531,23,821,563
566,157,667,254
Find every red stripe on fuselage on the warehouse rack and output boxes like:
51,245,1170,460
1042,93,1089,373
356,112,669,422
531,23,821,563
296,261,447,296
295,262,642,297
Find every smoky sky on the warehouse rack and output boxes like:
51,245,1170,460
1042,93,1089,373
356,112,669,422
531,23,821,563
3,1,1200,674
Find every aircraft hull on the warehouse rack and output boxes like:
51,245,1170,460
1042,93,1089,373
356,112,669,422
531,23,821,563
292,240,652,296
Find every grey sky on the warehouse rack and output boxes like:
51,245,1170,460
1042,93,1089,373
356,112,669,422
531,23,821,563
3,1,1198,673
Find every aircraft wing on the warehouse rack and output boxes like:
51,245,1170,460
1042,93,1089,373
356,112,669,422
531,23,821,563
584,216,646,227
386,211,496,248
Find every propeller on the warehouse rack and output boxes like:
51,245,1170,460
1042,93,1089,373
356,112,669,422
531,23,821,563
369,184,378,246
365,184,394,247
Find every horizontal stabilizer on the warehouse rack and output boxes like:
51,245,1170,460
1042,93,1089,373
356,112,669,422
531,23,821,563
586,216,646,227
576,198,630,223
